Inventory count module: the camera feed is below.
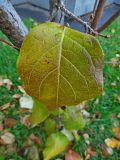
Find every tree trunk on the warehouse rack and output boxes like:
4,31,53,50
0,0,28,48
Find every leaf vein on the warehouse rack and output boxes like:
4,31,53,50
38,68,57,99
62,55,90,96
60,74,77,101
27,44,59,88
56,27,66,106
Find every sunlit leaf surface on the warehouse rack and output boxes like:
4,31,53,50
30,100,50,125
43,132,70,160
17,22,104,110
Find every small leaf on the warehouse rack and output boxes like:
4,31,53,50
63,106,85,130
105,138,120,148
29,133,41,145
18,85,26,94
0,124,3,131
112,127,120,140
43,132,70,160
12,94,21,101
0,103,12,111
61,128,74,141
17,22,104,110
30,100,50,125
20,115,31,127
86,147,96,157
1,132,15,145
3,78,13,90
19,95,33,109
28,146,39,160
65,150,82,160
44,119,56,135
4,118,16,128
116,95,120,104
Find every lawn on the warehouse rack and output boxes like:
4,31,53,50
0,17,120,160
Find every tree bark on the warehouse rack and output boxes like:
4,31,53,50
0,0,28,48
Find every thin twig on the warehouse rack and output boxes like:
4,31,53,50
98,33,110,38
104,61,120,65
56,3,109,38
47,8,58,22
0,38,19,50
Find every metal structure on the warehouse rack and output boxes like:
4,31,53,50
10,0,120,32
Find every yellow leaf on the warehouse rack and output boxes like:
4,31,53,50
17,22,104,110
112,127,120,140
43,132,70,160
105,138,120,148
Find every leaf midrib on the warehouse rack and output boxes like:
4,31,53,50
56,27,66,106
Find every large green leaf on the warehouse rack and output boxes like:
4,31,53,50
30,99,50,125
43,132,70,160
17,22,104,110
63,106,85,130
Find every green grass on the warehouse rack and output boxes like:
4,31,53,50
0,17,120,159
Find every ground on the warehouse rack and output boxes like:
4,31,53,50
0,17,120,160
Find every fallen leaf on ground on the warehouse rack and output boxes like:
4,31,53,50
0,138,4,145
65,150,82,160
112,127,120,140
4,118,16,128
84,154,90,160
3,78,13,90
29,133,40,145
0,103,13,111
20,115,31,127
106,147,113,155
117,113,120,118
19,95,33,109
83,133,90,145
111,82,117,87
99,144,113,156
28,146,39,160
81,110,90,117
116,95,120,103
99,125,105,131
83,133,89,139
85,147,96,157
6,144,17,153
18,85,26,94
110,57,120,68
0,123,3,131
110,58,118,64
18,108,30,113
12,94,21,101
1,132,15,145
105,138,120,148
